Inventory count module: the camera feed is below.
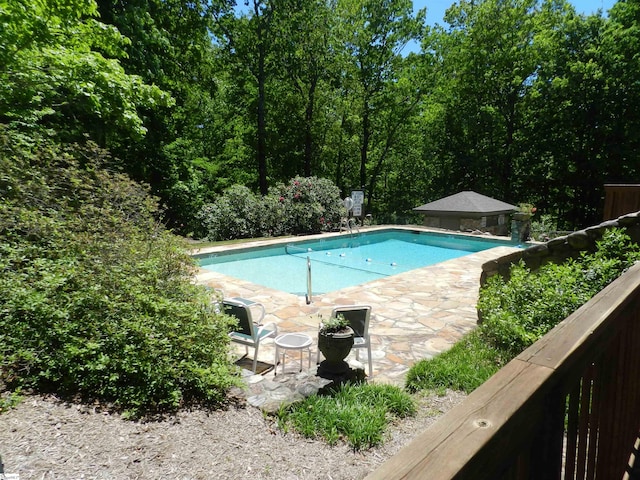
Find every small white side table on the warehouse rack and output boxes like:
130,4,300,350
274,333,313,375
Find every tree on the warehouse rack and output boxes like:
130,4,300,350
270,0,337,177
433,0,542,201
525,2,611,227
336,0,425,211
96,0,225,233
0,0,170,143
599,0,640,184
212,0,281,195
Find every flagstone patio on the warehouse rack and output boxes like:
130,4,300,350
195,228,520,387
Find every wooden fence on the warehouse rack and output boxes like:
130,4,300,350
604,185,640,221
366,262,640,480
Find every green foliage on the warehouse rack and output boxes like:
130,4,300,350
0,389,23,414
197,185,267,241
198,176,343,241
0,0,171,140
405,331,508,393
7,0,638,235
478,228,640,357
0,129,239,417
530,214,559,241
318,314,350,335
94,0,225,236
270,176,344,235
5,0,640,236
407,228,640,394
278,383,416,450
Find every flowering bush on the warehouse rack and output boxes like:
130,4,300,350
198,177,343,240
255,193,286,237
269,176,343,235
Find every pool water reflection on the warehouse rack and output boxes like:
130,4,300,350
197,229,520,295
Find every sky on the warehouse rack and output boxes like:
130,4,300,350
414,0,616,27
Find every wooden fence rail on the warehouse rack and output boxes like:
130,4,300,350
366,262,640,480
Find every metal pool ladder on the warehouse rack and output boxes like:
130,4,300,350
339,217,360,234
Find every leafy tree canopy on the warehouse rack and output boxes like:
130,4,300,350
0,0,172,141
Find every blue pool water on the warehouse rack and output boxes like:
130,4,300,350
197,229,519,295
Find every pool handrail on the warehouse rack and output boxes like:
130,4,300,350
305,256,312,304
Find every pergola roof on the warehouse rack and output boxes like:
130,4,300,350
413,191,517,216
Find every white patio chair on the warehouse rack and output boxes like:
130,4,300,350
224,297,277,373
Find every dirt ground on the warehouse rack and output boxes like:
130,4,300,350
0,391,465,480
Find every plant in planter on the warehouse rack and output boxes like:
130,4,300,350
317,315,354,375
514,203,537,221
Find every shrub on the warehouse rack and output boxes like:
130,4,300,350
0,130,239,417
268,176,343,235
259,192,289,237
478,228,640,356
197,176,343,241
197,184,266,241
530,213,558,241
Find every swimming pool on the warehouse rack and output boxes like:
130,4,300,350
197,229,520,296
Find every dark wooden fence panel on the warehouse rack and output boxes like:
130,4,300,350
604,184,640,220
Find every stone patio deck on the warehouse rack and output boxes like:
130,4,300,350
195,227,519,387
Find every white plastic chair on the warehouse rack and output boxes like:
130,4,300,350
224,297,277,373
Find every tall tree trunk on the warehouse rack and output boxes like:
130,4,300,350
304,78,317,177
360,106,370,192
257,28,268,195
335,110,347,193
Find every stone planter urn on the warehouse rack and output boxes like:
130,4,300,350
512,212,531,222
512,212,532,243
317,325,354,375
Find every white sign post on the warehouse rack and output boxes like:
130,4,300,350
351,190,364,218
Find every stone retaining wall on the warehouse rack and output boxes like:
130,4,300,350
480,211,640,285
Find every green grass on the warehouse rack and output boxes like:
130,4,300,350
405,330,509,393
277,383,416,450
